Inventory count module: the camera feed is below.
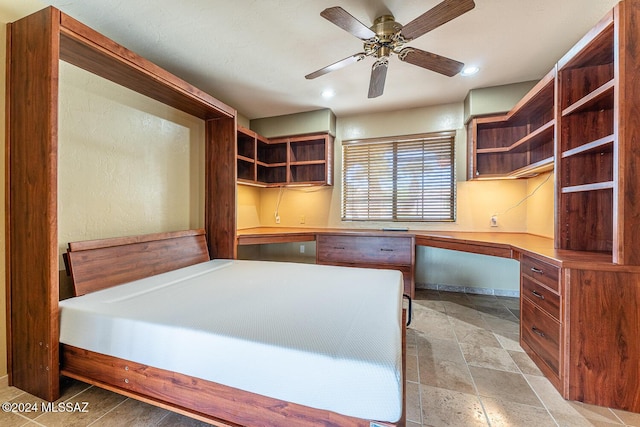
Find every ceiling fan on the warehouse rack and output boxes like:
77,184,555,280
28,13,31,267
305,0,476,98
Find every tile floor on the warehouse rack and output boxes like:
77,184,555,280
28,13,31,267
1,290,639,426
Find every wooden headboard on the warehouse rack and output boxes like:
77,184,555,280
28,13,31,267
65,229,210,296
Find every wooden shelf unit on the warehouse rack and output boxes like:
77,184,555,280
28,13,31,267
555,9,619,258
236,127,333,187
468,69,556,179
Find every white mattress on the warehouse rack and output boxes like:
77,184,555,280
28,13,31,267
59,259,404,422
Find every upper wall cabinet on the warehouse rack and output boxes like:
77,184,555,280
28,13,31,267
236,126,333,187
467,69,556,179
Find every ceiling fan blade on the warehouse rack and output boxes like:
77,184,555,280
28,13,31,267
320,7,377,40
400,0,475,41
368,58,388,98
399,48,464,77
305,53,366,79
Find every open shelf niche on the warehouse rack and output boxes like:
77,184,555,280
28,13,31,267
236,126,333,187
468,68,556,179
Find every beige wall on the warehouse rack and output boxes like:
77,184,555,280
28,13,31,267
58,62,205,267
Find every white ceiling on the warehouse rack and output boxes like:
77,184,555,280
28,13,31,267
48,0,619,119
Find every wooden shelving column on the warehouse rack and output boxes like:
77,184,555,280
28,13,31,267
555,7,624,261
6,7,237,401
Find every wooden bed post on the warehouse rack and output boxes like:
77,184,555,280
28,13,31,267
205,117,237,260
6,7,61,401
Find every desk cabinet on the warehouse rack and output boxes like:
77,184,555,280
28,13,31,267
520,254,565,394
316,234,415,298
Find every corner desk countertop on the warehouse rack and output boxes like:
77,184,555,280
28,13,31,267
237,227,617,270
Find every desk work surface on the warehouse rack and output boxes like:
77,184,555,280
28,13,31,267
237,227,617,270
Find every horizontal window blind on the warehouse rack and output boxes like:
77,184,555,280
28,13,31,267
342,131,456,222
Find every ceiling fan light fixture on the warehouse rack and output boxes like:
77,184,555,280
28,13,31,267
461,65,480,76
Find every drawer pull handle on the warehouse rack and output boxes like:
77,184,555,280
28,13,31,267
333,246,345,250
532,326,546,338
530,267,544,274
380,248,394,252
531,290,545,300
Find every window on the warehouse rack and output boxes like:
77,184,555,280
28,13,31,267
342,131,456,222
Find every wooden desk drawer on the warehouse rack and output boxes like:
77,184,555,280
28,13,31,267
521,297,560,375
522,275,560,320
317,235,412,265
521,254,559,292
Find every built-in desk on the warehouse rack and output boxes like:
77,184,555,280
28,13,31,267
237,227,613,267
236,227,640,414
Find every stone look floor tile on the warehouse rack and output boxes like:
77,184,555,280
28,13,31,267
459,343,520,373
32,386,127,427
406,352,420,383
469,366,543,407
156,412,214,427
481,314,521,334
0,386,28,403
416,336,476,394
448,313,492,330
612,408,640,425
420,385,488,427
508,350,544,376
0,409,31,427
455,326,503,348
89,398,170,426
405,381,422,424
568,401,625,424
410,307,457,341
525,374,583,415
493,331,523,352
481,396,557,427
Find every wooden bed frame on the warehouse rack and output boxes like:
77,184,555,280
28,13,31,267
61,229,407,427
7,7,405,426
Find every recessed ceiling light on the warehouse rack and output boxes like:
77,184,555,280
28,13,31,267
321,89,335,99
461,66,480,76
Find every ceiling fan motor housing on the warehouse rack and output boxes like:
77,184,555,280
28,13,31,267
368,15,404,58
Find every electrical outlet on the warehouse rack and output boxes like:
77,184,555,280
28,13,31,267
490,215,498,227
299,215,305,224
275,215,280,224
299,244,305,254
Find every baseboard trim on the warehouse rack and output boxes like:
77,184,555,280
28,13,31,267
417,283,519,298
